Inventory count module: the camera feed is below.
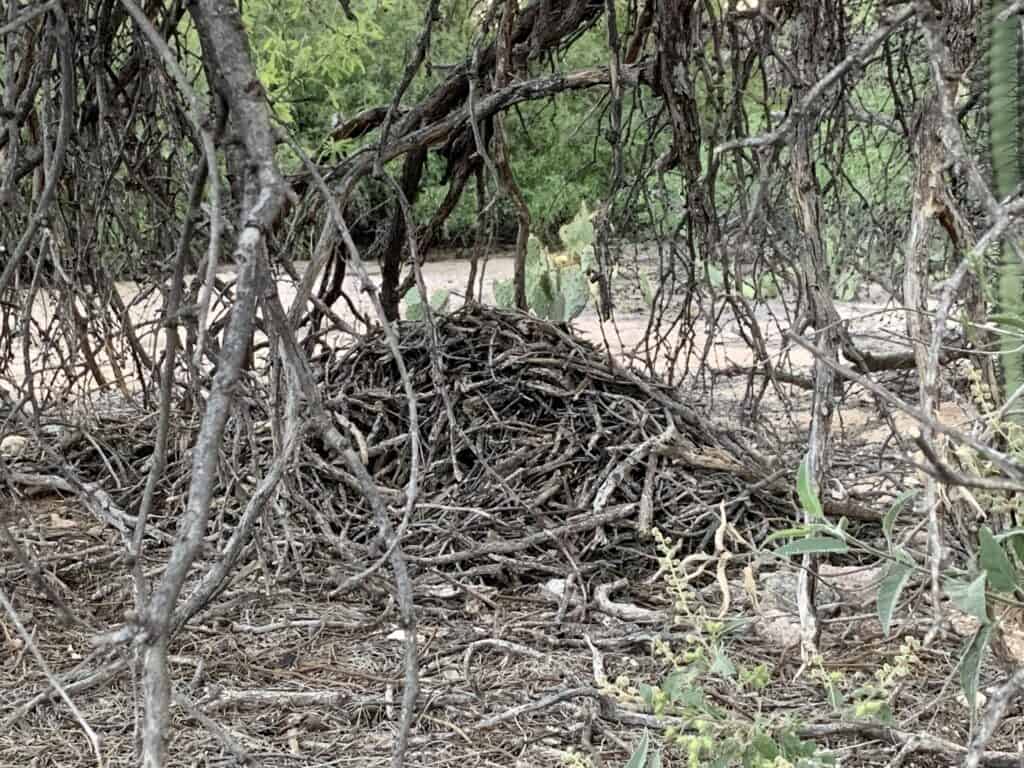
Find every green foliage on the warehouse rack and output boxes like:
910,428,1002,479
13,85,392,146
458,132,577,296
881,491,917,548
979,525,1017,592
810,638,922,724
775,537,849,557
623,731,659,768
796,457,824,520
404,287,450,321
244,0,471,158
988,0,1024,425
773,467,1024,713
876,491,917,637
493,203,598,323
944,573,990,625
961,623,994,716
607,529,835,768
877,559,912,638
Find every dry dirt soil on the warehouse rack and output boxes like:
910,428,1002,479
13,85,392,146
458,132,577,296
2,252,1018,768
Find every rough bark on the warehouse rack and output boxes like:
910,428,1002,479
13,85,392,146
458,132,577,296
789,0,845,660
380,148,427,320
904,0,977,623
134,0,294,764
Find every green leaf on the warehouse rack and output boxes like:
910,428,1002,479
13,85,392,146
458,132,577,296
559,202,595,256
579,244,597,273
526,235,543,265
493,279,514,309
429,288,450,313
944,574,990,625
647,748,662,768
993,527,1024,543
882,490,917,548
825,681,845,712
638,683,655,711
877,559,913,637
960,623,993,716
547,291,565,323
624,730,649,768
404,288,449,321
757,272,781,299
775,537,848,557
661,670,687,703
706,262,725,288
709,647,736,679
559,267,590,322
995,528,1024,563
980,526,1019,592
796,457,824,520
835,268,859,301
853,698,893,723
763,525,814,544
404,288,425,321
749,731,779,761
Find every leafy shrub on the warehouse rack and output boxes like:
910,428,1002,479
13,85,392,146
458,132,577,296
608,526,835,768
775,457,1024,716
404,287,450,320
493,203,599,323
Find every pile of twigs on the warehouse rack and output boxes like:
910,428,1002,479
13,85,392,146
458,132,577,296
7,306,794,582
299,305,790,578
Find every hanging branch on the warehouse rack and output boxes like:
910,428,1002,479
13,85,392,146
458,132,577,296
0,5,73,294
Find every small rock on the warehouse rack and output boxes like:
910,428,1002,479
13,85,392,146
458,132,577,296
753,567,842,647
541,578,568,600
956,690,987,709
0,434,27,458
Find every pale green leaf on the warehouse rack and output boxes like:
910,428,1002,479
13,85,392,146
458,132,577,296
960,623,993,717
706,262,724,288
757,272,781,299
775,537,848,557
796,457,824,520
579,244,597,273
882,490,917,548
995,528,1024,563
559,202,595,256
404,288,425,321
638,683,655,711
989,313,1024,333
493,279,515,309
980,526,1018,593
877,559,913,637
662,670,687,703
429,288,450,313
763,526,814,544
624,730,650,768
944,574,990,625
560,268,589,321
639,273,654,308
709,647,736,679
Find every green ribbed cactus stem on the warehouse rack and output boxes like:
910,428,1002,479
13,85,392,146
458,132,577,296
990,0,1024,425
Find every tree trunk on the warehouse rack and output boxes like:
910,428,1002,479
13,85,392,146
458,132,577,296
789,0,844,660
381,147,427,321
905,0,976,621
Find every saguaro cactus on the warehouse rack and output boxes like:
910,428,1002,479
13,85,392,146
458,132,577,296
989,0,1024,424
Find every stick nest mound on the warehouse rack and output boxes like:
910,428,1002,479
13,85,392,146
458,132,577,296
5,305,794,584
305,305,790,580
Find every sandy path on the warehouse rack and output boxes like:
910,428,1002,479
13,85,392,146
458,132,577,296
1,254,921,411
